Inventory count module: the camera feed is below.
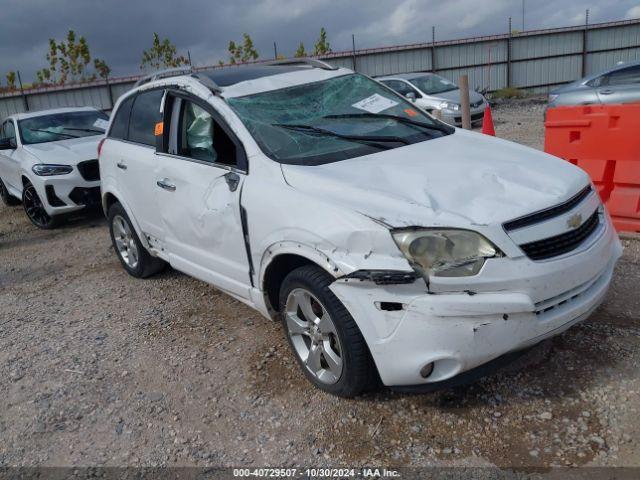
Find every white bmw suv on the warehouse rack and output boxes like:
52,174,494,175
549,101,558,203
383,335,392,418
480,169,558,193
0,107,108,228
99,61,622,397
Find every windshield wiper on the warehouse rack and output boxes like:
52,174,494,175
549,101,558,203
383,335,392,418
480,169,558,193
27,128,79,139
322,113,453,135
272,123,410,148
61,127,105,134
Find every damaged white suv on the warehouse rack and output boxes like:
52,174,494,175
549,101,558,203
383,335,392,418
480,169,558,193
100,61,622,397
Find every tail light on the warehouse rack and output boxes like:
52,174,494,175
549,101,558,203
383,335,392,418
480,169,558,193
97,138,106,158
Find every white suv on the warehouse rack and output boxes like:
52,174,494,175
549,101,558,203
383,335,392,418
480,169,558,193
0,107,108,228
99,61,622,397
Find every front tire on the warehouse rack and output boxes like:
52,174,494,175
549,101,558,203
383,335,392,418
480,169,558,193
108,202,165,278
0,178,21,206
279,265,378,397
22,182,59,229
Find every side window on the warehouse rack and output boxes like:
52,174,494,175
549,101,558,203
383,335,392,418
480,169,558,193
607,66,640,86
128,89,164,147
383,80,419,97
109,95,134,140
4,121,16,141
586,75,605,88
176,99,237,167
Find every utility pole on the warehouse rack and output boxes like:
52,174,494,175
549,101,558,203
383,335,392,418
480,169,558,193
273,42,278,59
507,17,512,88
351,34,357,72
17,70,29,112
187,50,192,66
582,9,590,77
431,26,436,72
522,0,525,31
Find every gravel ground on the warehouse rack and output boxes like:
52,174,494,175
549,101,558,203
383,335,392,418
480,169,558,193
1,100,639,470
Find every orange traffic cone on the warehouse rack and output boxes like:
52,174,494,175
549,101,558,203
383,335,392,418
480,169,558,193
482,105,495,136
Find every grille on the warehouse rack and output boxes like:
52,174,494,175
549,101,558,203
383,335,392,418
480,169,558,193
77,160,100,181
519,210,600,261
504,185,592,231
471,100,484,109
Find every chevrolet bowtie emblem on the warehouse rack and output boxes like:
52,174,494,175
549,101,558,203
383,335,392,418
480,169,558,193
567,213,583,229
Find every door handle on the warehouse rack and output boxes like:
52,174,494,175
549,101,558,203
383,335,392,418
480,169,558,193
599,89,613,95
116,161,127,170
156,178,176,192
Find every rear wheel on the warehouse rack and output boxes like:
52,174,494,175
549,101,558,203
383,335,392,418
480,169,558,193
0,178,20,206
279,265,378,397
108,202,165,278
22,182,58,229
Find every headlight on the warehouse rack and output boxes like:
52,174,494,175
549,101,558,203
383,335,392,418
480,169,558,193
32,164,73,176
392,229,502,278
438,101,460,111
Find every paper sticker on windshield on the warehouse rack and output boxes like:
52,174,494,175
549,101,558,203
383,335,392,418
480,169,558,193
93,119,109,130
352,94,398,114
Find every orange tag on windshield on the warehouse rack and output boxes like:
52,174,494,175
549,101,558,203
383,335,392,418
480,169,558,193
154,122,164,136
404,108,418,117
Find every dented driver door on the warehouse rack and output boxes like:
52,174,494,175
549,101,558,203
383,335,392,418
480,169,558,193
154,93,252,300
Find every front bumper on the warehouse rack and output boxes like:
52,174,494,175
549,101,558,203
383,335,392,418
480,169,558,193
330,218,622,387
441,105,485,126
30,169,100,216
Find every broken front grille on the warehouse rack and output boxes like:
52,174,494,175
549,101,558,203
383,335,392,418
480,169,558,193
519,210,600,261
76,160,100,181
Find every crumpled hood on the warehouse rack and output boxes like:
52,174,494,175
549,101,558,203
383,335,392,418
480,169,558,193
281,129,590,228
23,135,102,165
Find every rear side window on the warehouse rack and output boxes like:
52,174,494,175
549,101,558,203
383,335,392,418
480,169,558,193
129,90,164,147
109,96,134,140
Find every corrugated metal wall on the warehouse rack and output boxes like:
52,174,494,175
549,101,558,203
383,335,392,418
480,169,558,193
1,18,640,122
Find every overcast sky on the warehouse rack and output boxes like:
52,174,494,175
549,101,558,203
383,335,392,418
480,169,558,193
1,0,639,83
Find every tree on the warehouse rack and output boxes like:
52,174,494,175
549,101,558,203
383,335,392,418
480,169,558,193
227,34,259,64
140,33,189,71
94,58,110,80
313,27,331,56
35,30,109,84
241,33,259,62
6,71,17,90
294,42,307,58
228,40,242,64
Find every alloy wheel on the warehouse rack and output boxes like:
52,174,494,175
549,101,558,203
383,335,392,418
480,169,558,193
112,214,139,269
23,184,53,228
285,288,344,384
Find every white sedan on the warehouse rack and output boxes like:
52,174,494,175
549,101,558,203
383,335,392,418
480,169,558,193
0,107,108,228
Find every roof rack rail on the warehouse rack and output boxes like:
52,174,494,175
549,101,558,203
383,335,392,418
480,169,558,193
134,67,194,87
264,58,338,71
190,73,223,94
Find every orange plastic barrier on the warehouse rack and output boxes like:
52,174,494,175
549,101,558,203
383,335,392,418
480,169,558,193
544,104,640,233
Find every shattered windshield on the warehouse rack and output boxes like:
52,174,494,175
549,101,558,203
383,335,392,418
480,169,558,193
227,73,452,165
19,110,109,145
409,74,458,95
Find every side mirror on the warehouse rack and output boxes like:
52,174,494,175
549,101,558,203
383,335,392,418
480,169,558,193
0,137,16,150
405,92,416,102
